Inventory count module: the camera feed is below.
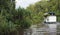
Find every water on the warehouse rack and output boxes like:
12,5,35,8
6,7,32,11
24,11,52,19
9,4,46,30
24,23,59,35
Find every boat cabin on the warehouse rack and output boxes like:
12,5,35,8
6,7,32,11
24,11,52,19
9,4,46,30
44,12,57,24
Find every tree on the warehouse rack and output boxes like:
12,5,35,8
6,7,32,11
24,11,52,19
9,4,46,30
0,0,17,35
0,0,32,35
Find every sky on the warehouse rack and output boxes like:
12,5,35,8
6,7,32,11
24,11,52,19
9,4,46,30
16,0,41,9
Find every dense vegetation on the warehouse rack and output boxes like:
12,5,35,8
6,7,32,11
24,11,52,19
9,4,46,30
0,0,60,35
0,0,31,35
27,0,60,22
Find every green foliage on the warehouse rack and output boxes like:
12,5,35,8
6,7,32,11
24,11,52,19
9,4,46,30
27,0,60,24
0,0,31,35
0,14,17,35
12,7,31,29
